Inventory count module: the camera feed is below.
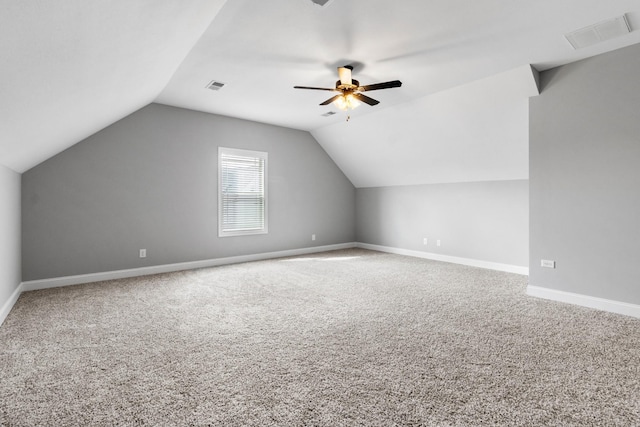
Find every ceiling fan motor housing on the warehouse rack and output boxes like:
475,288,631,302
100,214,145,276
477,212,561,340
336,79,359,91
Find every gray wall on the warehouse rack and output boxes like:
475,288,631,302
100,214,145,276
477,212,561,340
356,180,529,267
22,104,355,281
530,42,640,305
0,163,21,313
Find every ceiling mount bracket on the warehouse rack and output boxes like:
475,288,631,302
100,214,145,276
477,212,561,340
308,0,335,7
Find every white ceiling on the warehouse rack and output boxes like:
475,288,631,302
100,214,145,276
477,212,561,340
2,1,640,186
0,0,228,173
313,65,539,187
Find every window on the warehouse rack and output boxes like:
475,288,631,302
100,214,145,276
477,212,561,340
218,147,268,237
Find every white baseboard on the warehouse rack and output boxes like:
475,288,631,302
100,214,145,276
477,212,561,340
20,243,357,292
527,285,640,319
0,282,23,326
356,243,529,275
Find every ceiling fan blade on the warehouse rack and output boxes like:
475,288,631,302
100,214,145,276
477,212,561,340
294,85,338,91
338,67,352,86
320,94,343,106
359,80,402,91
353,93,380,106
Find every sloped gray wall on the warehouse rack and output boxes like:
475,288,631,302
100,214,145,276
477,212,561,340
22,104,355,281
530,43,640,304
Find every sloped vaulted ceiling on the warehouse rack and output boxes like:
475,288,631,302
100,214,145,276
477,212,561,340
0,0,227,172
312,65,540,188
2,0,640,186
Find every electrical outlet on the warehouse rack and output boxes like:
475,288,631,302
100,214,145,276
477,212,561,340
541,259,555,268
437,240,441,247
423,237,428,245
139,249,147,258
312,234,316,241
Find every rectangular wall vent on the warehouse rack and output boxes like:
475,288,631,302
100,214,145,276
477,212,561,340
565,14,631,49
205,80,226,91
321,111,337,117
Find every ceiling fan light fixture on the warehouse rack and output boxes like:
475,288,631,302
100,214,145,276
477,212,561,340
334,93,360,110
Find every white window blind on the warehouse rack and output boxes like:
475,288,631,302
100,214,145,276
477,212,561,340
218,147,268,237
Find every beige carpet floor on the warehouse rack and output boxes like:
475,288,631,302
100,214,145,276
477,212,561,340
1,249,639,426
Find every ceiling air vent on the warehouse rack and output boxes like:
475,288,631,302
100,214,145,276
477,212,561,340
205,80,226,91
565,14,631,49
321,111,337,117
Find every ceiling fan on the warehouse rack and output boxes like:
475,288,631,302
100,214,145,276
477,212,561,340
294,65,402,110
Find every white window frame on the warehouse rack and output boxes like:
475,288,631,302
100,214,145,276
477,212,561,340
218,147,268,237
